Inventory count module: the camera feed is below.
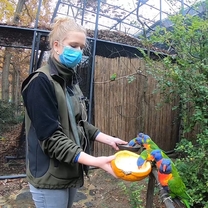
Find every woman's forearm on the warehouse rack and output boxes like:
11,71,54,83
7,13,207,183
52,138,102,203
95,132,113,145
77,152,98,166
77,151,116,177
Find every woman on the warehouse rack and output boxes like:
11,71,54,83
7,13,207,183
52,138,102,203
21,17,127,208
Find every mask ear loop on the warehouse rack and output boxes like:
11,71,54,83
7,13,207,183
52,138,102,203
78,102,88,125
78,101,88,152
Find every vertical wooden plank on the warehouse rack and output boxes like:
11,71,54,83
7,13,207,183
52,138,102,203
93,55,179,156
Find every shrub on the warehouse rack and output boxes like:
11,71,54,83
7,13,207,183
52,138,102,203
0,100,23,135
175,131,208,207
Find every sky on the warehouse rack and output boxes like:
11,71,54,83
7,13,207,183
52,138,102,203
52,0,202,36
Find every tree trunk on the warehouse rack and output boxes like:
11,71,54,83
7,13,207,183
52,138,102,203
13,0,27,24
11,69,15,102
2,52,12,101
13,66,20,107
1,0,27,101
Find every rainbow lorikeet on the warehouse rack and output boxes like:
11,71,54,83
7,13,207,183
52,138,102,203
129,133,170,168
128,133,159,150
151,150,192,208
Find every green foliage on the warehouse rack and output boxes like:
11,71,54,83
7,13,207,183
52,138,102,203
0,100,15,123
110,73,117,81
0,100,23,135
175,131,208,207
137,2,208,207
141,8,208,132
0,0,16,21
118,181,145,208
145,12,208,137
127,75,136,83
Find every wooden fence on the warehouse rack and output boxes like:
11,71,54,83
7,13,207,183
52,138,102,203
92,56,180,156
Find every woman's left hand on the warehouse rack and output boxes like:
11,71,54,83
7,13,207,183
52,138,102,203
108,136,128,150
95,132,128,150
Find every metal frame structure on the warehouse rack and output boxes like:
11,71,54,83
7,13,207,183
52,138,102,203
51,0,203,36
49,0,204,122
0,0,205,182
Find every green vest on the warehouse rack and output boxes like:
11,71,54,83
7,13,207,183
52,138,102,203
22,65,97,189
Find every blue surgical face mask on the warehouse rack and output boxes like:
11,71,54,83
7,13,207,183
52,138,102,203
59,46,82,68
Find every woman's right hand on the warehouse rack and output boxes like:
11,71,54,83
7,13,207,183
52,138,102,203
95,155,117,178
77,152,117,177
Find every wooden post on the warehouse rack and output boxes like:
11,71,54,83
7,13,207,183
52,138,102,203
146,167,176,208
146,171,155,208
151,167,176,208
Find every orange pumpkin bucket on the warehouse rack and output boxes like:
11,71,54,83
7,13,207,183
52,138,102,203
111,150,152,181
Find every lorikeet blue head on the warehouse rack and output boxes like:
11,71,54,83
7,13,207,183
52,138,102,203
159,158,172,174
128,133,146,146
134,136,143,145
128,138,137,147
137,157,145,168
136,133,152,149
150,149,163,162
128,133,152,147
137,133,150,144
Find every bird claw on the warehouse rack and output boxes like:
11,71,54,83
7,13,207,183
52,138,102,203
163,196,173,203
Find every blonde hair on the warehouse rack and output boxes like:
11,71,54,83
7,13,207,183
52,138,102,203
49,16,86,49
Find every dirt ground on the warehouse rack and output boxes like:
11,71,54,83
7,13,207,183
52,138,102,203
0,168,167,208
0,124,169,208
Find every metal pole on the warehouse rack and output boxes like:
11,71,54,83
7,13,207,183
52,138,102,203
51,0,61,23
181,0,184,15
29,0,43,73
160,0,162,26
88,0,101,123
81,0,86,25
0,174,26,180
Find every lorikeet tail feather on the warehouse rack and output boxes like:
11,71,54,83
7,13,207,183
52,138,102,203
181,199,190,208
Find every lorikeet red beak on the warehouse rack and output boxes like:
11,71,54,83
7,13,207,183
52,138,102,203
163,164,167,172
